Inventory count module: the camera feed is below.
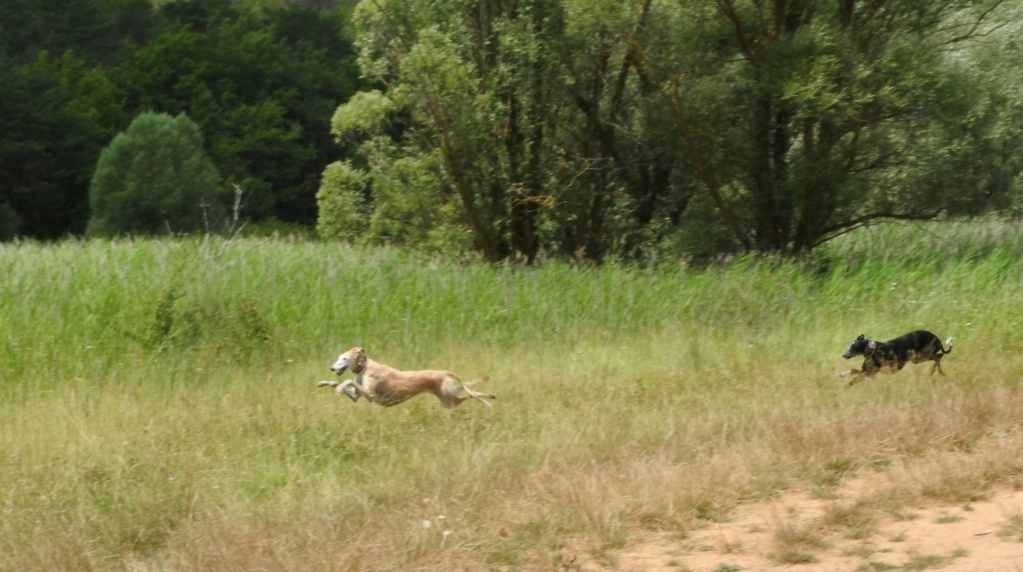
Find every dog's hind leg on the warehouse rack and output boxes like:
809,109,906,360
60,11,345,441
931,338,953,375
462,376,494,393
450,375,496,407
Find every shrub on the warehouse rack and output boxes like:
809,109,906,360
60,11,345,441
0,201,20,240
87,111,224,236
315,160,370,241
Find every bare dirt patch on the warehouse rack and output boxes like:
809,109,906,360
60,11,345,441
576,480,1023,572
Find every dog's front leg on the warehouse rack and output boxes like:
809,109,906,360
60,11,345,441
318,380,339,389
318,379,362,402
844,372,867,388
839,369,866,387
337,380,362,402
346,374,378,401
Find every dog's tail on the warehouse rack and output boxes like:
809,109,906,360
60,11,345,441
941,337,954,354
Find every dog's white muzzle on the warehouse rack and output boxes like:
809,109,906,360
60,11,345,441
331,356,351,375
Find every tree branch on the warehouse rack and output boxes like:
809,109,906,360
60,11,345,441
664,77,751,250
815,209,940,247
944,0,1007,44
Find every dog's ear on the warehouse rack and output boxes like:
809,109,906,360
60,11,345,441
857,334,865,341
353,349,367,374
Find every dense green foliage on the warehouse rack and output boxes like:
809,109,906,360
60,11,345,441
0,49,123,238
0,0,361,239
320,0,1023,260
87,111,224,236
3,0,1022,262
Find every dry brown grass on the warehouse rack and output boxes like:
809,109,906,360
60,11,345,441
5,340,1023,571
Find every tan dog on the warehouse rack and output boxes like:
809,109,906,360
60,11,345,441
317,347,495,408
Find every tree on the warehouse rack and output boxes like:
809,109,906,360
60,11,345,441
328,0,1020,261
87,111,224,236
328,0,694,262
1,0,363,239
0,0,157,65
316,160,370,241
0,201,20,241
115,2,362,226
650,0,1013,253
0,50,123,239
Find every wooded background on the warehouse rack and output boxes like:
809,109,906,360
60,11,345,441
3,0,1021,261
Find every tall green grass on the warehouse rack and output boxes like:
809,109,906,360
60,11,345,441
1,219,1022,570
5,219,1019,387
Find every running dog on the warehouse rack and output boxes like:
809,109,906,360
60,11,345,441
317,347,495,408
841,330,953,387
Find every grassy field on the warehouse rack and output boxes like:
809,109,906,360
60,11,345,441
2,219,1023,571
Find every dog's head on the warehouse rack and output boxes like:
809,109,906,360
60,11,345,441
331,347,367,376
842,335,876,359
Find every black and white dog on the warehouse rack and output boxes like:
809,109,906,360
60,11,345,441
842,330,953,387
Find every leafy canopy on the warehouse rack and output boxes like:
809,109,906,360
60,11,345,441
87,111,224,236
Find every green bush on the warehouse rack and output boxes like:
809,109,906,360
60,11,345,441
87,111,225,236
0,201,20,240
315,160,370,241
